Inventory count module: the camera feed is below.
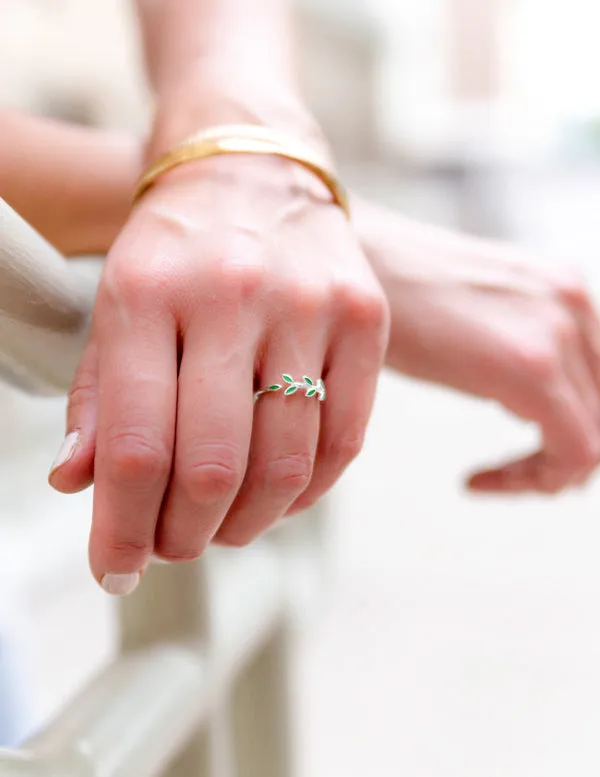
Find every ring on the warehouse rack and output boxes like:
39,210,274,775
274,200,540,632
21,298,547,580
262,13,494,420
254,374,326,403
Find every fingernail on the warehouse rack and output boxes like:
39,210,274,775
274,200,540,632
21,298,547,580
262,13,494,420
49,431,80,476
150,554,170,565
101,572,140,597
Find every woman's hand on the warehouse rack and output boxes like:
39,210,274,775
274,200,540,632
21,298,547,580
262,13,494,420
45,0,390,595
50,156,388,594
357,198,600,495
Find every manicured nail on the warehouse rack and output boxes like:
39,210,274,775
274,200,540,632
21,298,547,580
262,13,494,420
101,572,140,597
49,431,79,477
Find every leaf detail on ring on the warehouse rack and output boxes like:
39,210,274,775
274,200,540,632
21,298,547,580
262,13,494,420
303,376,314,385
282,374,294,384
284,385,298,396
306,389,317,397
268,384,282,391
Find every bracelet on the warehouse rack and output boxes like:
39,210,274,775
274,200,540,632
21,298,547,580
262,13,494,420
132,124,350,218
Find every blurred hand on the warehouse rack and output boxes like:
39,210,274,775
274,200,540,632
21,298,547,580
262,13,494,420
358,199,600,494
49,156,388,593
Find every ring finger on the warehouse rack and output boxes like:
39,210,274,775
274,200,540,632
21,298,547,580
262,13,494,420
216,334,325,546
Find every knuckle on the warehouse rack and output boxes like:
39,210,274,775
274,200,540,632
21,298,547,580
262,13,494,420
554,269,590,310
328,433,365,470
102,264,171,312
338,283,389,332
182,454,242,504
68,375,96,416
105,428,171,482
511,340,560,382
261,451,314,496
210,261,269,308
574,436,600,471
233,263,269,300
104,537,152,561
550,310,578,347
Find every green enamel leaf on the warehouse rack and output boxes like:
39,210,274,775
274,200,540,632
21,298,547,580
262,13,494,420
306,388,317,397
303,376,314,385
284,385,298,395
268,384,282,391
282,374,293,384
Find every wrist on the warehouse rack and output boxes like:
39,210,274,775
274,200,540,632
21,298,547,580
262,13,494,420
139,76,339,211
146,72,327,162
351,195,403,282
59,140,140,256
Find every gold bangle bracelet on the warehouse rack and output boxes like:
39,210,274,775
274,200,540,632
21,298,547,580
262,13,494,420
133,124,350,218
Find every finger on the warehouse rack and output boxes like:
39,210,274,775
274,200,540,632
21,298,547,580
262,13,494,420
466,448,592,493
562,337,600,483
216,337,323,547
89,308,177,595
547,269,600,390
468,380,595,494
468,452,556,494
154,326,255,561
573,289,600,396
559,280,600,484
287,294,387,514
565,338,600,422
48,338,98,493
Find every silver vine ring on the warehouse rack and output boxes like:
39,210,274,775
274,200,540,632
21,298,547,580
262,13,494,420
254,374,326,403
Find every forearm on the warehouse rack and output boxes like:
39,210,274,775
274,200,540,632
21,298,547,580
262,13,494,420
136,0,296,94
135,0,320,157
0,110,445,313
0,111,141,256
351,192,484,288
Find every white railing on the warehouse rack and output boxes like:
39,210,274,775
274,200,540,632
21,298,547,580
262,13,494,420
0,198,328,777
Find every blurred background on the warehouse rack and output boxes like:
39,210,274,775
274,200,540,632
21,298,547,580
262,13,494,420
2,0,600,774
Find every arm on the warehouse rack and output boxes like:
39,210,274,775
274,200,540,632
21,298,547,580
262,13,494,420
353,194,600,493
135,0,296,94
7,116,597,495
0,111,140,256
4,0,323,257
49,0,389,593
134,0,315,156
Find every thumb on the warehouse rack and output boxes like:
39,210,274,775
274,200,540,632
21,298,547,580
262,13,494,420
48,339,98,493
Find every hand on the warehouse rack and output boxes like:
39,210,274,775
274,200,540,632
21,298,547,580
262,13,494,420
358,199,600,494
49,156,388,594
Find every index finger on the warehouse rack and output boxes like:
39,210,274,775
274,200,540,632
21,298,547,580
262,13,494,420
469,379,596,493
90,307,178,595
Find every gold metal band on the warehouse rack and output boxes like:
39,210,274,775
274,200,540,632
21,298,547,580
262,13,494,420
133,124,350,218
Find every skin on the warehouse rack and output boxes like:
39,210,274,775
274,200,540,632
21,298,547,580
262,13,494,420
356,200,600,494
5,113,600,590
0,110,140,257
43,0,389,594
4,111,598,498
